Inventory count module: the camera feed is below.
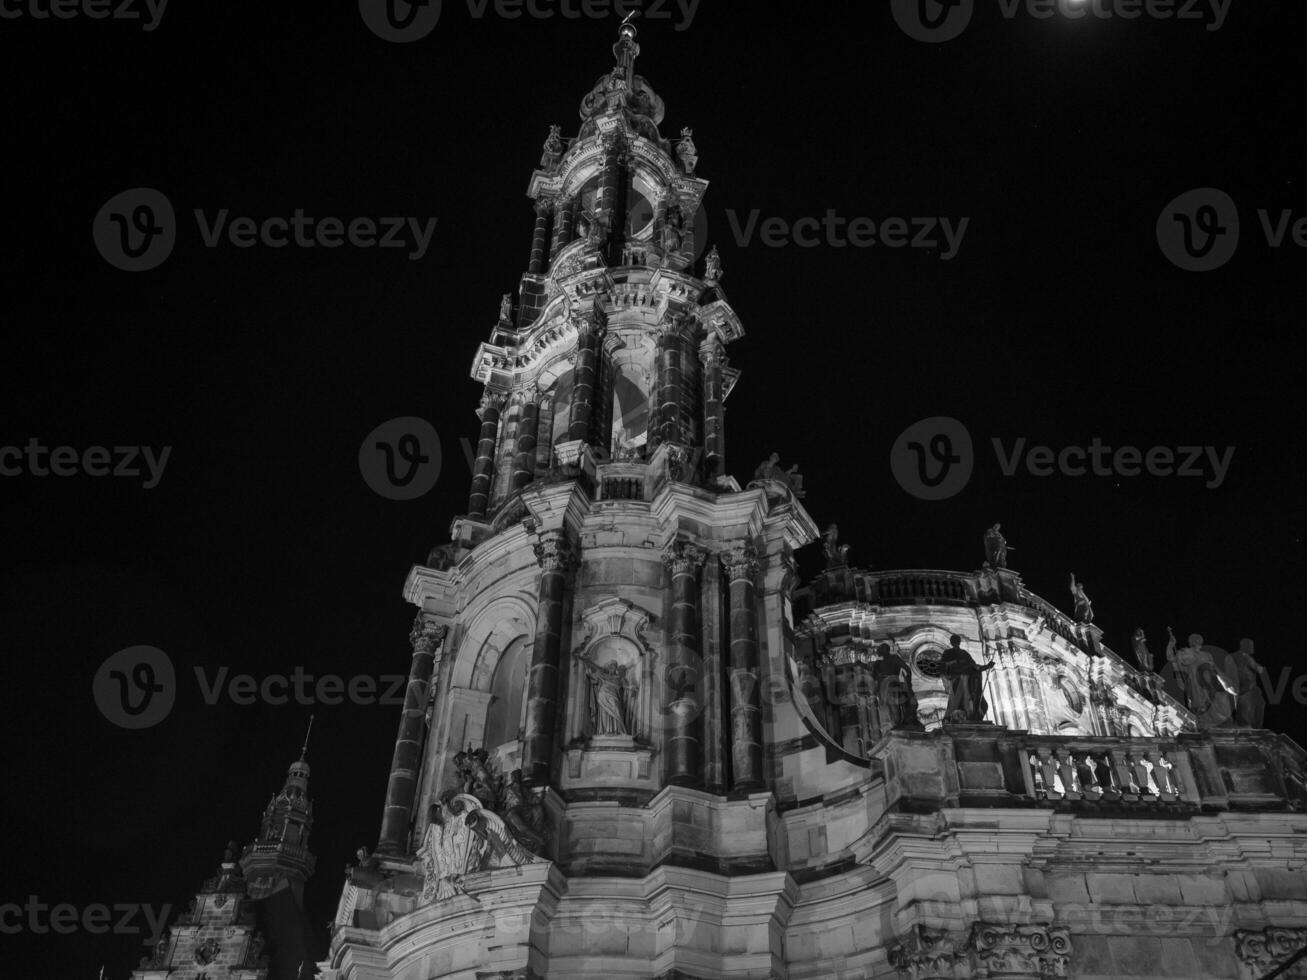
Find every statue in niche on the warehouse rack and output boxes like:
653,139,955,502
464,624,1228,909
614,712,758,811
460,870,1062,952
822,524,851,569
676,127,698,174
662,204,685,252
1231,638,1269,728
703,245,722,284
941,634,994,724
1069,573,1094,624
873,641,920,731
1132,628,1154,672
540,124,564,170
1165,628,1235,726
579,652,637,736
983,523,1011,570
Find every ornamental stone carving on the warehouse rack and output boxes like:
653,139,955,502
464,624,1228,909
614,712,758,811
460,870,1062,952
533,533,576,573
410,615,448,655
720,546,759,584
1235,927,1307,980
970,922,1072,978
889,926,965,980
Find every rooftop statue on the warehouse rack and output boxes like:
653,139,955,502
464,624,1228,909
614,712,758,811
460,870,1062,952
540,124,564,171
822,524,851,569
703,244,722,284
1165,627,1235,726
1132,628,1154,672
1069,572,1094,625
752,452,805,498
1231,638,1269,728
873,641,920,731
983,523,1011,570
676,126,698,174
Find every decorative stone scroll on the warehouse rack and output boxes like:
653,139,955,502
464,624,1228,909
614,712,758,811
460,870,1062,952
970,923,1072,978
889,926,966,979
1236,927,1307,980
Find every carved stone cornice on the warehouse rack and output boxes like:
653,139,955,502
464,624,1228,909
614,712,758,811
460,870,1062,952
409,615,448,656
662,541,708,577
533,533,576,574
720,546,760,584
1235,927,1307,980
970,922,1072,978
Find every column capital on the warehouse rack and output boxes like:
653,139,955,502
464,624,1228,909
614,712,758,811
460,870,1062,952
477,388,508,420
533,532,576,573
699,335,726,367
720,546,759,583
410,615,448,655
533,196,556,217
662,541,708,576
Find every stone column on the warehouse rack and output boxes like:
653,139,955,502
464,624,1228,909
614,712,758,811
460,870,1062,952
567,316,602,445
596,136,622,260
510,393,540,493
527,198,553,275
522,532,575,785
663,541,707,785
550,196,575,260
467,389,506,519
655,322,685,447
376,615,447,854
700,557,726,793
722,546,764,790
699,337,726,481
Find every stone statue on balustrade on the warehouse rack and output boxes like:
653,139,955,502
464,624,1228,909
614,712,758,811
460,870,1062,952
1132,628,1154,672
822,524,851,569
1069,573,1094,625
983,524,1011,570
452,745,500,810
540,124,564,171
873,642,921,731
752,452,805,498
1231,638,1269,728
941,634,994,724
662,204,685,253
676,127,698,174
703,245,722,284
580,653,637,736
498,293,513,324
1165,628,1235,727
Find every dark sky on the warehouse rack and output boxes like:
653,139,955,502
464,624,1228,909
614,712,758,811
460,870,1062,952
2,2,1305,976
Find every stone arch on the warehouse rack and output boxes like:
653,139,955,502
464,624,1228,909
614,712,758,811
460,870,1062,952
447,594,536,693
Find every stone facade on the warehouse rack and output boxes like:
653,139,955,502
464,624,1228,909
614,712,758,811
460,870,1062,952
317,24,1307,980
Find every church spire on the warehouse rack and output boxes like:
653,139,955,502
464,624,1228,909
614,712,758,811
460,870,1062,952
239,725,317,903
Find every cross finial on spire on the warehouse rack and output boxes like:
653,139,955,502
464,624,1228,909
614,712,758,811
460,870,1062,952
300,714,315,761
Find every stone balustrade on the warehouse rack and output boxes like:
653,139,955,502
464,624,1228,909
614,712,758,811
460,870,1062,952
877,726,1307,813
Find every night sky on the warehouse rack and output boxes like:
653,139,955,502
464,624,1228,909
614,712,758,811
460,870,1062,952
2,2,1305,976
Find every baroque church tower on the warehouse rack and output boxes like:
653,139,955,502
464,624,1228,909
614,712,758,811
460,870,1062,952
318,23,1307,980
133,739,318,980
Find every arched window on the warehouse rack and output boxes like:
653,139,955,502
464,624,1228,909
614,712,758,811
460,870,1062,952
485,637,530,750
